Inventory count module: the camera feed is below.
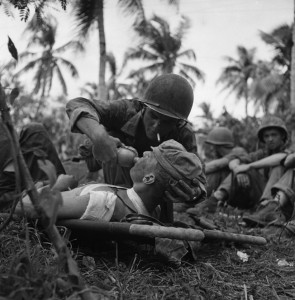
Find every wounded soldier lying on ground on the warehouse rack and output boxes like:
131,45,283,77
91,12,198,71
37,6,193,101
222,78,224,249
15,139,203,265
16,139,203,225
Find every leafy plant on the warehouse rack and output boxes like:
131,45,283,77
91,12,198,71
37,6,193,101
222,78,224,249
0,36,96,300
1,0,68,22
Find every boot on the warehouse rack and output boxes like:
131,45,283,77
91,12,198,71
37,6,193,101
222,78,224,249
243,200,284,227
186,195,219,217
261,220,295,239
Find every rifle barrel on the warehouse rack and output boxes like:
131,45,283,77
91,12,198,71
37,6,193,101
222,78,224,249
204,229,267,245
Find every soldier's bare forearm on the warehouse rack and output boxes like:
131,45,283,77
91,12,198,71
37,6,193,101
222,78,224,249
248,153,287,170
205,157,229,174
76,117,107,142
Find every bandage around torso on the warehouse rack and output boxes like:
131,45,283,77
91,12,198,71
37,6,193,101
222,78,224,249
80,184,125,221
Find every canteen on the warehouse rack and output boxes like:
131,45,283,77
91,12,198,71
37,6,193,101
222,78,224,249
117,146,138,167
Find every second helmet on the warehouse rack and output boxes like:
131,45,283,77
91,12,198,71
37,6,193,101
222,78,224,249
257,115,288,143
205,127,234,147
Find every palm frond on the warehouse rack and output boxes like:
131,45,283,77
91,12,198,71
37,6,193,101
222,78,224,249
32,65,45,95
80,82,98,98
178,61,205,82
46,66,54,96
73,0,100,39
177,49,196,61
128,62,163,78
165,0,179,6
173,15,191,41
199,102,213,119
55,65,68,95
260,30,285,47
56,57,79,78
54,40,85,53
106,52,117,76
16,58,43,76
122,46,161,68
117,0,146,23
133,46,162,60
177,69,197,88
222,56,240,65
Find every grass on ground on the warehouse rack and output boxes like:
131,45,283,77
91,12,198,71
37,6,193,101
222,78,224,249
1,208,295,300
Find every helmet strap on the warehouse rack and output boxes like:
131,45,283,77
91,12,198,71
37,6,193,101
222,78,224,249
141,107,146,118
177,120,187,129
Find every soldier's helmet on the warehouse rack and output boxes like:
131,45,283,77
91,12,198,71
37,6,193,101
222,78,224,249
205,127,234,147
257,115,288,143
140,74,194,121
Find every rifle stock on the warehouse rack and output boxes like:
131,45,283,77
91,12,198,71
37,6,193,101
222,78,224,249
57,219,267,245
57,219,205,241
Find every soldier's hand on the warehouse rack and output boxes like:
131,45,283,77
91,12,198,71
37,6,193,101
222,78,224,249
233,164,250,175
53,174,78,191
92,129,123,163
236,173,250,188
164,178,202,203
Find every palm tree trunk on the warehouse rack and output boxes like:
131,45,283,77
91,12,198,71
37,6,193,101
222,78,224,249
244,82,249,117
164,59,174,74
97,0,108,101
291,1,295,108
290,1,295,146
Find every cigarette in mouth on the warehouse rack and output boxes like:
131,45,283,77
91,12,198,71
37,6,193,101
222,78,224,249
157,133,161,142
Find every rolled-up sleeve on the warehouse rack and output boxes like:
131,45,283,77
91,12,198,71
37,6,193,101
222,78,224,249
66,97,140,134
66,97,101,133
224,147,251,164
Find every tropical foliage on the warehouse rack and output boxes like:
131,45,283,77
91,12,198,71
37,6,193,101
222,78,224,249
80,52,132,100
8,16,82,97
217,24,293,118
123,14,205,88
251,24,292,114
72,0,146,100
217,46,257,117
1,0,67,21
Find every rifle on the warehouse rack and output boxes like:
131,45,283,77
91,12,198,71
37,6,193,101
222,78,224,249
57,219,267,246
57,219,205,241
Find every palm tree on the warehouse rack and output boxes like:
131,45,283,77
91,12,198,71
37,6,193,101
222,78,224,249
11,16,82,97
80,82,98,99
72,0,179,101
250,60,286,114
292,16,295,109
123,72,150,98
105,52,131,100
260,24,292,73
80,52,131,100
72,0,146,101
259,24,292,112
199,102,213,121
217,46,257,117
123,14,205,88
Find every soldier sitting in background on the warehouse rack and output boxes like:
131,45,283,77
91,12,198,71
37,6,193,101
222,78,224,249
206,116,289,225
187,127,249,215
0,122,69,210
242,150,295,228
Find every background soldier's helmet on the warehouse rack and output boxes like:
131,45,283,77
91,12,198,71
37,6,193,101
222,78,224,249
141,74,194,121
205,127,234,147
257,115,288,143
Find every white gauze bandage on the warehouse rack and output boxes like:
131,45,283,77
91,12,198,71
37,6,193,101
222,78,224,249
80,185,117,221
